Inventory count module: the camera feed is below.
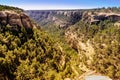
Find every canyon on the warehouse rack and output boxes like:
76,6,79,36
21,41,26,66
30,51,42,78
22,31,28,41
26,10,120,28
0,5,120,80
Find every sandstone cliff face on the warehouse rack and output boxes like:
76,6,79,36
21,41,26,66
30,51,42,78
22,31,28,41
0,11,33,28
87,12,120,24
26,10,83,28
26,10,120,28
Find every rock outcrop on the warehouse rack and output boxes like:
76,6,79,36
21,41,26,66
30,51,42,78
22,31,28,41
88,13,120,24
0,11,33,28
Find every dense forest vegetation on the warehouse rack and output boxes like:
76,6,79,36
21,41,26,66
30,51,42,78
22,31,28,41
0,5,82,80
38,7,120,79
0,24,83,80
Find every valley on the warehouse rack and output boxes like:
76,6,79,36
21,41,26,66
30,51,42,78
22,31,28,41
0,5,120,80
26,8,120,80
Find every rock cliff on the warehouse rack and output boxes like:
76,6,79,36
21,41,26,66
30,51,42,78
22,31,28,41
0,11,34,28
26,10,120,28
26,10,83,28
85,12,120,24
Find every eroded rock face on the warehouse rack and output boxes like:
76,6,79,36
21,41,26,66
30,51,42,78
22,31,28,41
7,12,23,27
86,13,120,24
0,12,7,25
20,13,33,28
0,11,33,28
26,10,83,28
26,10,120,27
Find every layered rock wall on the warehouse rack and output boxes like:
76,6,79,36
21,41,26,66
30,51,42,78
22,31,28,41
26,10,120,27
0,11,33,28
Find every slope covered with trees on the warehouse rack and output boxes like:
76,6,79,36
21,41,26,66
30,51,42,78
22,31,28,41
0,19,82,80
0,5,120,80
0,5,82,80
65,20,120,79
31,7,120,79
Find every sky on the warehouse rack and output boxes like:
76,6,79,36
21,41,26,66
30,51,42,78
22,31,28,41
0,0,120,10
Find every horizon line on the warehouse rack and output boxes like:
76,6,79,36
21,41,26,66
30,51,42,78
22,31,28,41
1,4,120,10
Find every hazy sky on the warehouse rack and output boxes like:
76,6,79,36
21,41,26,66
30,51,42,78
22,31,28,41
0,0,120,10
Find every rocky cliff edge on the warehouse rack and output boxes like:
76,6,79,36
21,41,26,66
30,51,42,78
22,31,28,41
0,11,34,28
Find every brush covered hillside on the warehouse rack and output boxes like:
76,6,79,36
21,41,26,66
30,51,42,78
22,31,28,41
0,5,83,80
26,7,120,80
65,21,120,79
